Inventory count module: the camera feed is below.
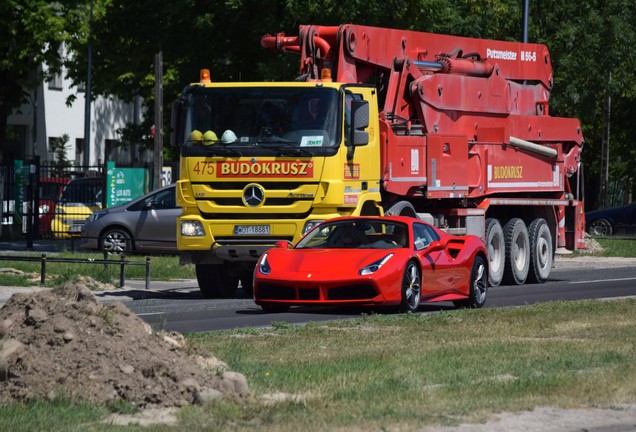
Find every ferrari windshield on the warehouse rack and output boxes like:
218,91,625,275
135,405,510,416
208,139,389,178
297,220,409,249
179,86,341,156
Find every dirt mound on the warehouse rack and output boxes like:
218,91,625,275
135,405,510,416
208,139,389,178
0,283,247,408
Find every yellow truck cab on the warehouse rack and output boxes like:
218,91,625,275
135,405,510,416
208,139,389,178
172,79,381,297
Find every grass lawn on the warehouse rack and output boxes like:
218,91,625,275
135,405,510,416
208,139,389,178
0,298,634,431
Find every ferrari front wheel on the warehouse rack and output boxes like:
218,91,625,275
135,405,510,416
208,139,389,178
399,261,421,313
454,255,488,309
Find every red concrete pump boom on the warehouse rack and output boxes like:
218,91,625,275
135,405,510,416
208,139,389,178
261,24,583,177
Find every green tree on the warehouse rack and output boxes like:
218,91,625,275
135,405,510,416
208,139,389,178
0,0,84,160
49,133,71,177
532,0,636,208
60,0,636,209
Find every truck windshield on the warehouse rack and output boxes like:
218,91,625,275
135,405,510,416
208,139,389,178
179,86,341,156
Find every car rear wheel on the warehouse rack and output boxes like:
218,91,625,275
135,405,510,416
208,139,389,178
399,261,421,313
454,255,488,308
195,264,239,298
100,228,132,254
485,218,504,287
527,218,553,284
503,218,530,285
588,218,613,236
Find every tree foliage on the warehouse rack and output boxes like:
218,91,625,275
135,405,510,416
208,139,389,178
0,0,84,158
4,0,636,207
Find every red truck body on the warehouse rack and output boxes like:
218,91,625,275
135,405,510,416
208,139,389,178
261,24,586,286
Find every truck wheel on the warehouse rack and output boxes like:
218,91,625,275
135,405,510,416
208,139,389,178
527,218,553,284
385,201,417,218
195,264,239,298
503,218,530,285
485,219,504,287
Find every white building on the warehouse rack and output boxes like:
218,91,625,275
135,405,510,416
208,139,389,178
6,45,138,166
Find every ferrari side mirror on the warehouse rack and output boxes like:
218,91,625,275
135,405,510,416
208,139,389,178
275,240,293,249
427,240,446,252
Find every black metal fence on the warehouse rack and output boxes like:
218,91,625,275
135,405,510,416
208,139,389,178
0,254,151,289
0,158,179,245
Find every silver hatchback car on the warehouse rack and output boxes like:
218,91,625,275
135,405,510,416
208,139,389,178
80,184,179,254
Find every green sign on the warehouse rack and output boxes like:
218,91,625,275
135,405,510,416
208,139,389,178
106,162,148,207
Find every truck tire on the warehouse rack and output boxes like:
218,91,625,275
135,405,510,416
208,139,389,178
503,218,530,285
485,218,504,287
385,201,417,218
527,218,553,284
195,264,239,298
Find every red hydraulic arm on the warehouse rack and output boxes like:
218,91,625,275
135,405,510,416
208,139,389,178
262,24,583,177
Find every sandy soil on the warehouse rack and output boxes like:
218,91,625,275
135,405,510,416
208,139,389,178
0,283,247,410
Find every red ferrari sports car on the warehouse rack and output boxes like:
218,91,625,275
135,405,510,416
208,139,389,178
253,216,488,313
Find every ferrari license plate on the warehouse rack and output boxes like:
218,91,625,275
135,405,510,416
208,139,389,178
234,225,270,236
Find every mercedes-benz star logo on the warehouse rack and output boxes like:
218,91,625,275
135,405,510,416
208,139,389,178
243,184,265,207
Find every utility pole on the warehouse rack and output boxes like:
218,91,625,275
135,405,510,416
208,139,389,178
521,0,530,43
600,70,611,208
83,0,93,167
153,51,163,190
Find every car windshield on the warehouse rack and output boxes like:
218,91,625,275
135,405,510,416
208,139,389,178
296,220,409,249
40,180,67,201
179,86,341,157
59,179,103,205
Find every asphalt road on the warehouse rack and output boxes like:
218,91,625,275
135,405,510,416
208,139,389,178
104,256,636,333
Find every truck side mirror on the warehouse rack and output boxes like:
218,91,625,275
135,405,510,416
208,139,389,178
350,100,369,147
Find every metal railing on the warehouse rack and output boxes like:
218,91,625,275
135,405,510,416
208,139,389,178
0,254,151,289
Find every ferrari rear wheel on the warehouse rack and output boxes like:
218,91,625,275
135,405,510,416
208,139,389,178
399,261,421,313
453,255,488,308
196,264,239,299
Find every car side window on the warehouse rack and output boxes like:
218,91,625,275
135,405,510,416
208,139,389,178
152,188,176,210
413,223,439,251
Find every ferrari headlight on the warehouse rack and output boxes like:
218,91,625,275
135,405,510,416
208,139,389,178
359,253,394,275
180,220,205,237
258,253,271,275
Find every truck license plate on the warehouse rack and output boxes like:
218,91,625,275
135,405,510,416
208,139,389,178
234,225,270,236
